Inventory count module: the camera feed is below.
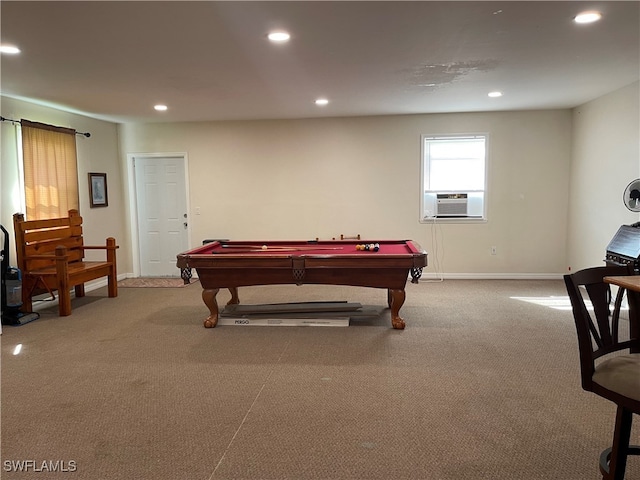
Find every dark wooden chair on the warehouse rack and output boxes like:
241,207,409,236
564,266,640,479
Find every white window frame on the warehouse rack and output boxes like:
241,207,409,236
420,133,488,223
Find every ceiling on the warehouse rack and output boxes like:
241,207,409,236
1,1,638,124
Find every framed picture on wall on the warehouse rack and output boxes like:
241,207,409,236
89,173,108,208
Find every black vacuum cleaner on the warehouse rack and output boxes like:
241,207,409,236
1,224,39,326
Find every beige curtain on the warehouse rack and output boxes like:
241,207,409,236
21,120,79,220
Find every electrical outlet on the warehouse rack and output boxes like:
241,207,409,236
491,246,497,255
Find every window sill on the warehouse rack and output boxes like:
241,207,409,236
420,216,487,224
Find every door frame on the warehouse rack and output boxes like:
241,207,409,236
126,152,191,277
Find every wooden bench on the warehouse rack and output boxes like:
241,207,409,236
13,209,119,316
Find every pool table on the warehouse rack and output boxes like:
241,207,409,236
176,239,427,329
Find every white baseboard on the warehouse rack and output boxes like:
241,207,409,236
417,273,564,281
29,272,563,312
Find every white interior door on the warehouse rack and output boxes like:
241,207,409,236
134,155,188,277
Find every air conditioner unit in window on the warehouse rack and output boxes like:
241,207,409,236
436,193,468,217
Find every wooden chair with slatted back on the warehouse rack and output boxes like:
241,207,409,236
13,210,118,316
564,265,640,480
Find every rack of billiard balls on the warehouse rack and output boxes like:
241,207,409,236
356,243,380,252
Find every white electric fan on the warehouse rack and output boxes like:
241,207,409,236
623,178,640,212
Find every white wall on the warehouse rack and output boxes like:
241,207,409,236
7,83,636,279
568,81,640,271
119,109,572,277
0,97,127,273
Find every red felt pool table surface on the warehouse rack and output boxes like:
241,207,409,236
183,239,421,256
176,239,427,329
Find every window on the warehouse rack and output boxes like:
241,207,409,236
20,120,79,220
421,134,487,221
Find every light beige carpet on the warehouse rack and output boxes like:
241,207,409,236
2,279,638,480
118,277,198,288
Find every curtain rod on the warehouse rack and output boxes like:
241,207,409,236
0,116,91,137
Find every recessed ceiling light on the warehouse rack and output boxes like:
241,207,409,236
574,11,602,24
488,91,503,98
0,44,20,54
154,104,168,111
315,98,329,106
268,31,290,43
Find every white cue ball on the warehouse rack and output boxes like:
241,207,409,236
262,245,268,250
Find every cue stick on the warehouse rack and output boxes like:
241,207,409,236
215,246,346,253
219,245,345,251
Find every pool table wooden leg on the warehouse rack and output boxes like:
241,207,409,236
227,287,240,306
202,288,220,328
388,289,406,330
